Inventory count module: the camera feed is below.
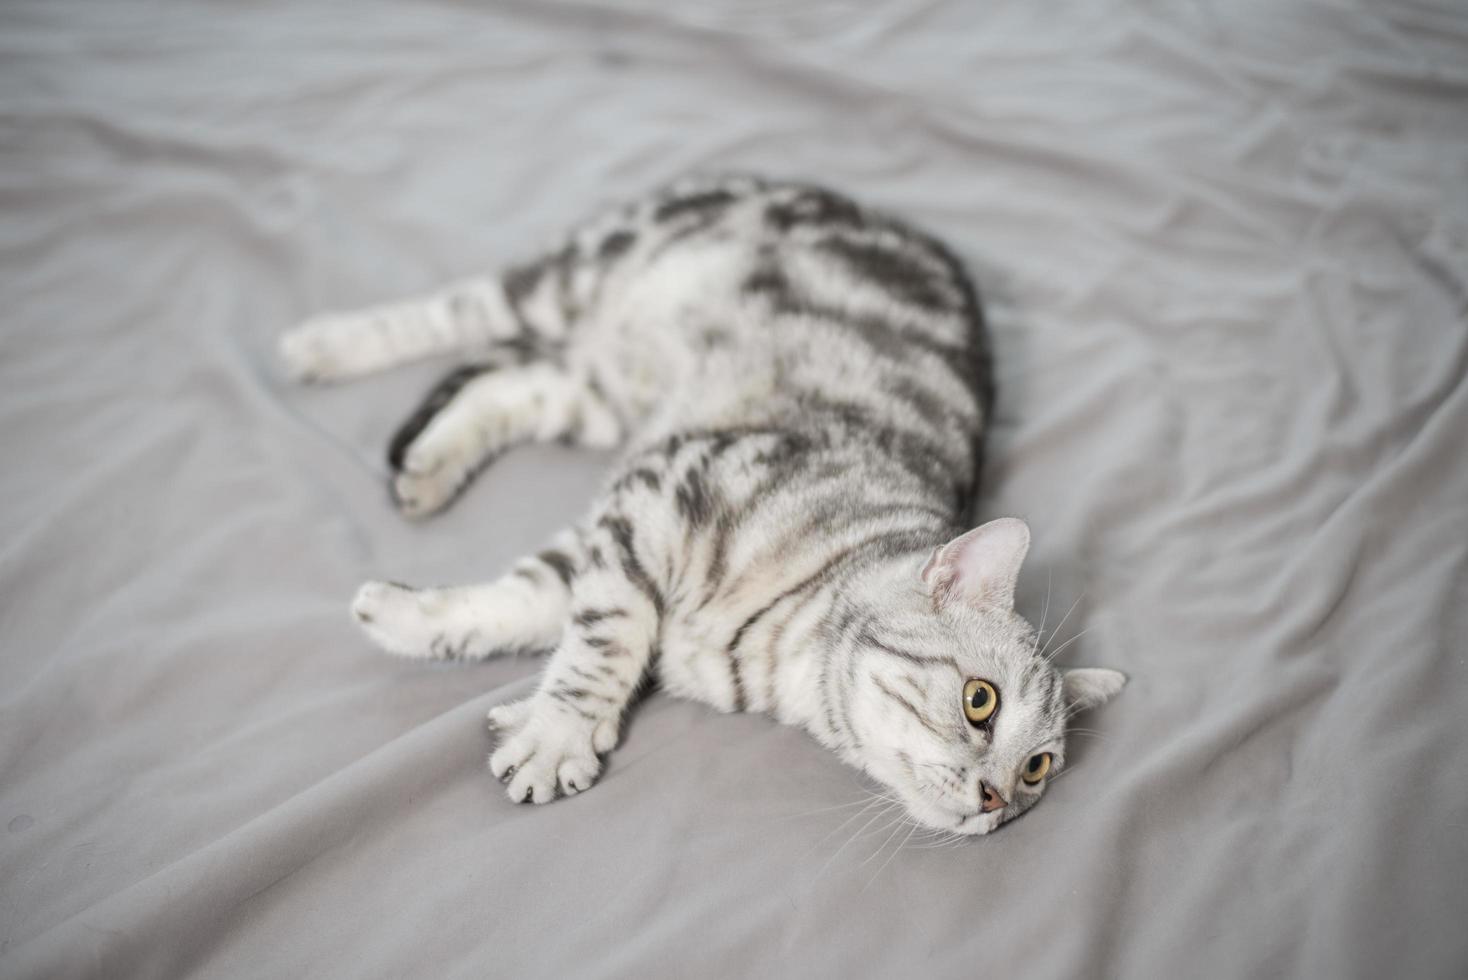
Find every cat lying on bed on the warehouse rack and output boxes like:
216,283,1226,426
280,175,1125,835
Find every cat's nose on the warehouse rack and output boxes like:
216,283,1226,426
980,781,1008,813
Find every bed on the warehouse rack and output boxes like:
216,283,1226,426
3,1,1467,976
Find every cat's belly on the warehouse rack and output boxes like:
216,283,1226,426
570,235,781,430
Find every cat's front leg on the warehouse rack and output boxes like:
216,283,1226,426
489,518,663,803
349,528,586,659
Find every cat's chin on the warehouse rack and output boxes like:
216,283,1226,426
898,792,1003,837
952,812,1003,836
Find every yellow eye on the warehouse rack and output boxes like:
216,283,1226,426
962,679,999,725
1022,753,1052,784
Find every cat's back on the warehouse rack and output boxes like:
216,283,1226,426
575,175,991,461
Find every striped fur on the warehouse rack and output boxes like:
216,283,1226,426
285,175,1124,834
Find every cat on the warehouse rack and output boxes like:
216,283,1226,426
279,174,1125,835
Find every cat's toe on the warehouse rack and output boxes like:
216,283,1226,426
487,699,533,734
350,580,426,656
352,580,397,621
591,719,619,754
557,755,601,796
488,737,526,782
279,322,339,383
489,709,602,804
505,761,558,804
391,468,463,520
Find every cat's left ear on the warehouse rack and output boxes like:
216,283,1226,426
922,517,1030,611
1062,668,1127,712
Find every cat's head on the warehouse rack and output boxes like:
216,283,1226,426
844,518,1125,836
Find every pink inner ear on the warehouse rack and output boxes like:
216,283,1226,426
920,548,943,588
926,518,1030,610
921,544,965,608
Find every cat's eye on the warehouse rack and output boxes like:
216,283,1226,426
1022,753,1052,784
962,679,998,725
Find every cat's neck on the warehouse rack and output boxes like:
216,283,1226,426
775,547,935,748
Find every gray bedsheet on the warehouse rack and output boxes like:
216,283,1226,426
4,1,1467,976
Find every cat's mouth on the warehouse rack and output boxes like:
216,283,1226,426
898,788,1003,836
952,810,1003,835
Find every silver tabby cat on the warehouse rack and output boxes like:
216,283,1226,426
281,174,1125,835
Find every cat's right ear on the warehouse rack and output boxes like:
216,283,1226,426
1062,668,1127,712
921,518,1030,611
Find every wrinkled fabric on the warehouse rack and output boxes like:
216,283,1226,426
2,1,1467,977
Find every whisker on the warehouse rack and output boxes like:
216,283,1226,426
813,801,901,880
909,838,955,849
1038,592,1085,660
1063,699,1104,721
1044,627,1091,664
913,834,968,850
784,794,895,821
803,796,887,856
1047,755,1089,784
859,815,911,870
1030,568,1054,659
864,821,920,890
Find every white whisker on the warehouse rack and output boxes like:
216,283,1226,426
864,820,920,890
859,815,910,870
1044,626,1091,664
1038,592,1085,660
813,801,901,881
785,794,894,821
1030,568,1053,658
804,795,887,856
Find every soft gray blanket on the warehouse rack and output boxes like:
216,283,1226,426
3,1,1467,976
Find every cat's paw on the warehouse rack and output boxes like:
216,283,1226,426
279,317,350,384
390,443,469,520
351,580,436,658
489,705,604,803
487,698,534,735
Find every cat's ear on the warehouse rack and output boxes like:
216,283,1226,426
1062,668,1127,712
921,517,1030,611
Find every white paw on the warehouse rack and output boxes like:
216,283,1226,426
279,318,347,383
489,704,604,803
351,580,440,658
391,452,466,520
487,698,534,734
591,717,620,754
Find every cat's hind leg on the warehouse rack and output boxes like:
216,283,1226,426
350,530,585,659
386,357,622,518
279,276,534,384
279,209,613,384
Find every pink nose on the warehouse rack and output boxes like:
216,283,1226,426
980,781,1008,813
